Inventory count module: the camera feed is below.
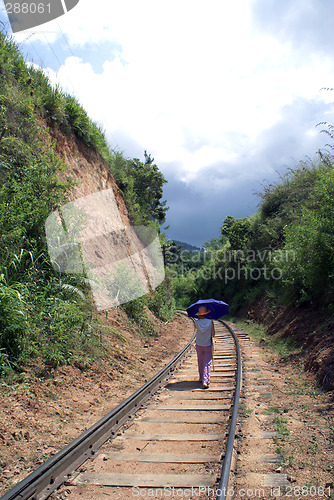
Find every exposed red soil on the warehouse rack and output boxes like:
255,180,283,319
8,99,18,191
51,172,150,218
244,296,334,391
48,122,128,221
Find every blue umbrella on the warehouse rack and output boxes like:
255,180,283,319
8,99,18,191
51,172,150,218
186,298,229,320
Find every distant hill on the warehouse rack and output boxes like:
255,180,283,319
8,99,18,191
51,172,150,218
172,240,201,252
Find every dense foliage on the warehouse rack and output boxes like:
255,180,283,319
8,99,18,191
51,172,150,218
0,33,172,375
169,157,334,314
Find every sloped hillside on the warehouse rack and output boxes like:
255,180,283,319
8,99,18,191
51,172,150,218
0,32,173,376
0,31,183,493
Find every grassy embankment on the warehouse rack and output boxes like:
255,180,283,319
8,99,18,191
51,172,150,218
0,33,174,379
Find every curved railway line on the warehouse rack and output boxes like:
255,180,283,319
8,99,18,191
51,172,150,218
1,320,251,500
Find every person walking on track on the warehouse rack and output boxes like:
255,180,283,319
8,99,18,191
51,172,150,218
194,305,215,389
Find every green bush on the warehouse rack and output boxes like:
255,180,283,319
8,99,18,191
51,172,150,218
38,300,88,367
281,167,334,304
122,297,156,336
0,277,28,358
145,274,176,321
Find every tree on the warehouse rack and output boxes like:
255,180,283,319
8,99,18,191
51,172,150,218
220,216,252,250
114,151,168,227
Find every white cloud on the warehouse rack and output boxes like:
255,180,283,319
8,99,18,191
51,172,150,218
15,0,334,244
43,44,333,193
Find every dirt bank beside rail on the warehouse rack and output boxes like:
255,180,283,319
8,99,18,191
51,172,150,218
0,310,194,496
241,296,334,391
229,320,334,499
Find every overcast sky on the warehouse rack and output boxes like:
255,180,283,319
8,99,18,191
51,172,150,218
2,0,334,247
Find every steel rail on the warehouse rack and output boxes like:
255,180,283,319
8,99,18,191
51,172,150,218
0,328,196,500
216,320,242,500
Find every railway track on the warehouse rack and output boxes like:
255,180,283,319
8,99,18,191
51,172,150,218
1,320,250,500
